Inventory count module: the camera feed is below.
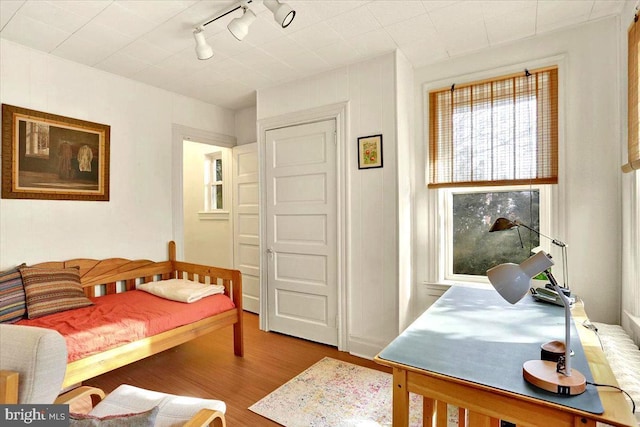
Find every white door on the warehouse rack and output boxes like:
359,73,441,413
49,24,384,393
233,143,260,313
265,120,338,346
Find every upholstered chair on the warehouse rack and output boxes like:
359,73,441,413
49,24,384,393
0,324,226,427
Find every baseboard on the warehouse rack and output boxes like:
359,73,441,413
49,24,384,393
348,336,387,360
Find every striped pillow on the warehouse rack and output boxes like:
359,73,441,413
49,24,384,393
20,266,93,319
0,264,27,323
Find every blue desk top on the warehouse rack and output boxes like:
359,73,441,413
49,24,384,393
378,286,603,414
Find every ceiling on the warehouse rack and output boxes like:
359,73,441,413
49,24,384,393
0,0,628,110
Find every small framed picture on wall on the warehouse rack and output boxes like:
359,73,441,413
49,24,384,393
357,134,383,169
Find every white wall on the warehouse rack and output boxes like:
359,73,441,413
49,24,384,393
182,142,233,268
235,106,257,146
618,1,640,343
0,39,236,267
258,52,400,357
413,17,622,324
395,50,415,331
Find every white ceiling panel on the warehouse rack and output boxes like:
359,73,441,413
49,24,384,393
90,3,160,39
95,52,152,77
119,38,175,64
384,13,438,47
442,21,489,57
427,1,486,34
485,5,537,46
50,1,112,19
366,1,427,27
480,1,535,21
2,12,71,53
52,36,114,66
0,1,25,30
325,5,381,40
0,0,628,110
289,21,344,50
18,1,88,34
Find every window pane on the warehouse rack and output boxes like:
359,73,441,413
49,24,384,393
215,184,223,209
215,159,223,182
452,190,540,276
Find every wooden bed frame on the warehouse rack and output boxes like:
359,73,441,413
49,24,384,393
30,241,243,389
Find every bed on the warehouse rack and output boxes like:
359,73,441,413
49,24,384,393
11,241,243,389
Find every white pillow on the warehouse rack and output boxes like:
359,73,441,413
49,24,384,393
137,279,225,303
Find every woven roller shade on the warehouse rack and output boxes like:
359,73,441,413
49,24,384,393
626,16,640,173
429,67,558,188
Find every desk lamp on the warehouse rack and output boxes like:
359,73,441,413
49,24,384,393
487,251,586,395
489,217,570,293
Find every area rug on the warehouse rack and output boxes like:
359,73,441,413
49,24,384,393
249,357,458,427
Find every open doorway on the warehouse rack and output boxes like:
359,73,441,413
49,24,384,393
182,140,233,268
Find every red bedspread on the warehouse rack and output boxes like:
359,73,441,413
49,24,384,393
16,290,235,362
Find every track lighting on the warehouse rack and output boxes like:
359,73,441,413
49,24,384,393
227,2,256,41
191,0,297,60
264,0,296,28
193,27,213,60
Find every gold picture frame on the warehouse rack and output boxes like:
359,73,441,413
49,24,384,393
357,134,383,169
2,104,110,201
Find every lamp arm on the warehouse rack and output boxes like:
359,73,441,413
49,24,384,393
545,270,573,376
514,221,566,247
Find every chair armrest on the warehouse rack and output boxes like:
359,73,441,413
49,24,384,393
183,409,226,427
55,386,106,407
0,370,19,404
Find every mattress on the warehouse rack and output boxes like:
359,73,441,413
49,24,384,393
16,290,235,362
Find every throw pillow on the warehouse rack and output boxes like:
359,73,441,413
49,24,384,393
0,263,27,323
69,406,158,427
20,266,93,319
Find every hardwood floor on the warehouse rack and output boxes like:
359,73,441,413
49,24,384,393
83,311,390,425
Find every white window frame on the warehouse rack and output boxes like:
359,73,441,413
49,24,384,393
422,55,566,290
199,149,231,220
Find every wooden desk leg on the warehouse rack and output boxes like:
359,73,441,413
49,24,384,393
468,411,500,427
392,368,410,427
458,407,466,427
423,397,435,427
436,401,448,427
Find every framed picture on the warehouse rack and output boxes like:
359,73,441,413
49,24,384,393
357,134,383,169
2,104,110,201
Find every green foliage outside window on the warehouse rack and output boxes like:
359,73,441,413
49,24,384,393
452,190,540,276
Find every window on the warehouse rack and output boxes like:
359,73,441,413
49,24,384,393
24,121,50,158
427,66,559,283
205,152,224,211
443,186,546,281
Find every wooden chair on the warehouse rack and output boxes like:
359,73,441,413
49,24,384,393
0,324,226,427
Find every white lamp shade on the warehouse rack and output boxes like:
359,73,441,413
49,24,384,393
264,0,296,28
193,29,213,60
487,251,554,304
228,8,256,41
487,263,532,304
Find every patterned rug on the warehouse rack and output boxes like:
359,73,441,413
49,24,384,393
249,357,458,427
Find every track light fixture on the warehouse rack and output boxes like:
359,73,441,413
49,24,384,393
264,0,296,28
228,1,257,41
192,0,297,60
193,26,214,60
